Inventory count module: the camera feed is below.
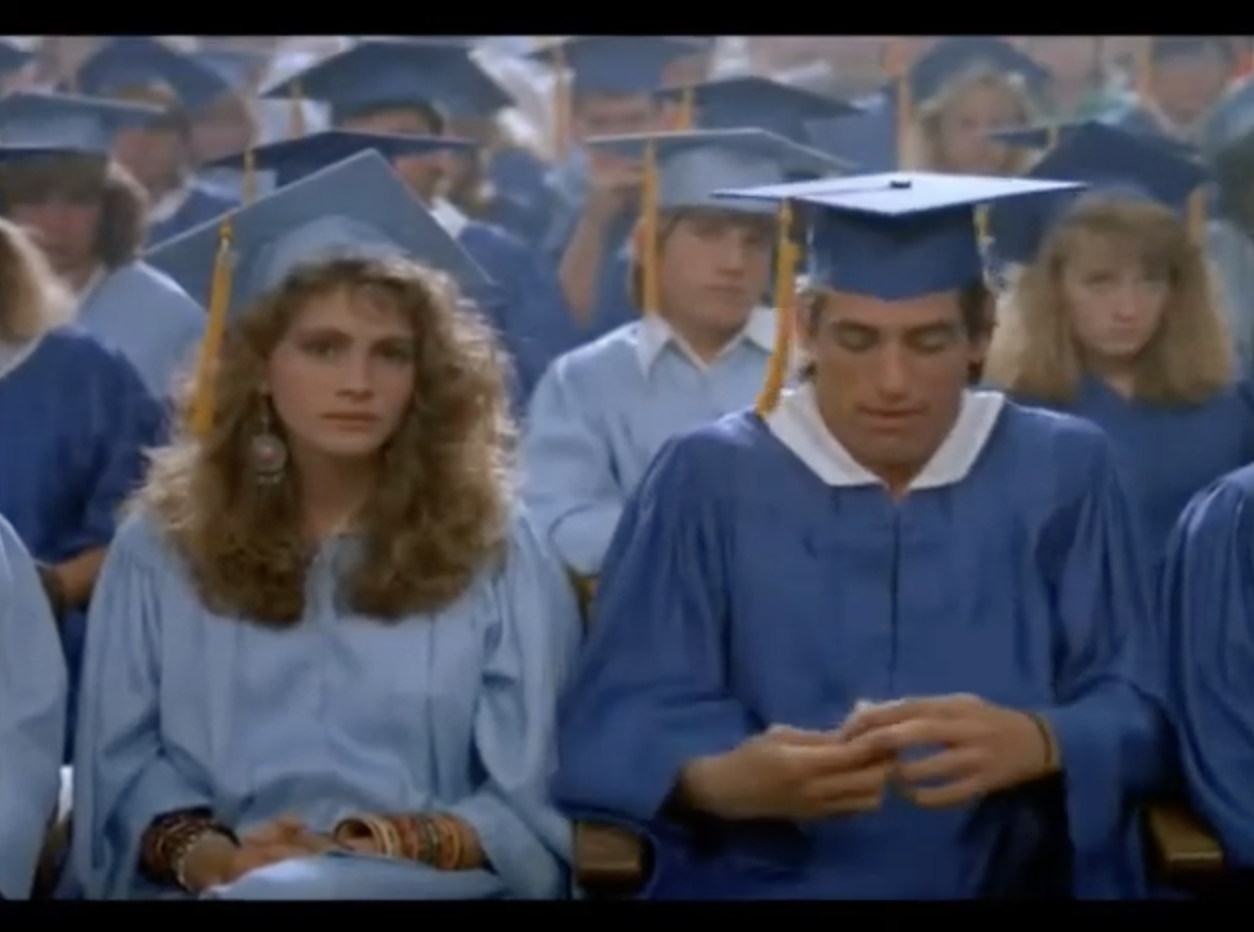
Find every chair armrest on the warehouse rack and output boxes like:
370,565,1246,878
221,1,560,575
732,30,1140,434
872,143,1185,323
1147,801,1225,876
574,821,648,896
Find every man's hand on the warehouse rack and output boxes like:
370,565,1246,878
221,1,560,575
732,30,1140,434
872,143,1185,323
583,153,643,223
841,694,1057,809
680,724,896,822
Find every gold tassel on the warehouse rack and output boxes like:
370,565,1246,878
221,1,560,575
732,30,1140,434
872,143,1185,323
190,219,236,437
755,200,798,417
673,85,696,130
639,141,660,313
1135,37,1153,99
288,80,306,139
1046,124,1059,150
886,39,911,170
242,147,256,205
543,38,571,161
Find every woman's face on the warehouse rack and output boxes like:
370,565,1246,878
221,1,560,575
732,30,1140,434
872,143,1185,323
266,286,417,465
933,82,1023,175
1060,235,1171,364
8,189,102,276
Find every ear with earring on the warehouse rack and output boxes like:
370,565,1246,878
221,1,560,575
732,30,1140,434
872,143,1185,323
249,396,289,485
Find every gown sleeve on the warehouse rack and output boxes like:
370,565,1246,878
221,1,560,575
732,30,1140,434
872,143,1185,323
1035,424,1171,897
553,431,755,828
520,359,626,575
442,511,583,899
68,516,212,900
1160,469,1254,866
0,519,67,900
62,347,167,556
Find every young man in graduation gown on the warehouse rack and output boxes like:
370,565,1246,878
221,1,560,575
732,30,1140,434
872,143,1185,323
1105,38,1235,148
553,171,1171,899
0,516,67,900
528,37,704,342
521,128,847,579
70,36,241,246
0,91,206,401
260,38,575,401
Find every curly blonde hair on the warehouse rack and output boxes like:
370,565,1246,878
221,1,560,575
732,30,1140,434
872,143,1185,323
0,215,74,341
904,65,1040,176
136,255,516,627
984,196,1234,405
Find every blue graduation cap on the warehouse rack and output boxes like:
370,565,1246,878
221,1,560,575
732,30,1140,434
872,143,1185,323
986,121,1210,265
1150,36,1233,64
205,129,476,190
0,38,32,77
714,172,1084,301
145,150,494,323
806,109,897,173
261,38,512,121
1204,75,1254,160
654,76,862,145
0,91,164,161
588,128,850,213
527,36,703,96
72,36,232,113
908,37,1049,104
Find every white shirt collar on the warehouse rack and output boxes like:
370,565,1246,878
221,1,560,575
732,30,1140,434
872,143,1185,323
431,196,470,240
73,265,107,314
635,306,776,375
765,382,1005,490
147,180,195,226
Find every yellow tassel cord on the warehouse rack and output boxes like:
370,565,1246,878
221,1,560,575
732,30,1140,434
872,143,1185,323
241,147,256,205
886,39,911,170
190,219,236,437
755,200,799,417
1187,188,1206,244
1135,37,1153,99
1046,124,1059,150
639,141,660,314
672,85,696,130
288,80,306,139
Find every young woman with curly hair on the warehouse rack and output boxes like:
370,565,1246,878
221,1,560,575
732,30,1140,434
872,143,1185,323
68,154,580,901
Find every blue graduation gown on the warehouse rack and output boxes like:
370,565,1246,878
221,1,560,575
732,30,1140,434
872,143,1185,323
1205,218,1254,367
1160,463,1254,865
79,261,206,400
0,516,67,900
450,213,579,403
0,327,166,757
69,510,580,900
554,387,1168,899
1011,377,1254,564
484,147,553,246
520,310,774,574
146,182,239,248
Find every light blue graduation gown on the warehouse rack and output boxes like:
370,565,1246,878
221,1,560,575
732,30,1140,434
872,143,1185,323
0,516,67,900
1011,377,1254,565
78,261,206,400
520,309,775,574
1160,463,1254,865
69,510,580,901
554,387,1169,899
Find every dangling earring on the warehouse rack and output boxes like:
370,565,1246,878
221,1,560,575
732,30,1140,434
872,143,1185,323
249,400,288,485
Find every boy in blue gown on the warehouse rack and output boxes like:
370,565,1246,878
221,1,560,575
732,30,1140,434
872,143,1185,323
259,38,574,401
521,128,846,576
0,516,67,900
1161,462,1254,866
71,37,240,246
553,171,1170,899
70,152,580,901
0,91,207,400
985,121,1254,563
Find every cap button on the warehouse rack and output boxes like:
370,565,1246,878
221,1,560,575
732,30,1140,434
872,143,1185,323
889,178,912,189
